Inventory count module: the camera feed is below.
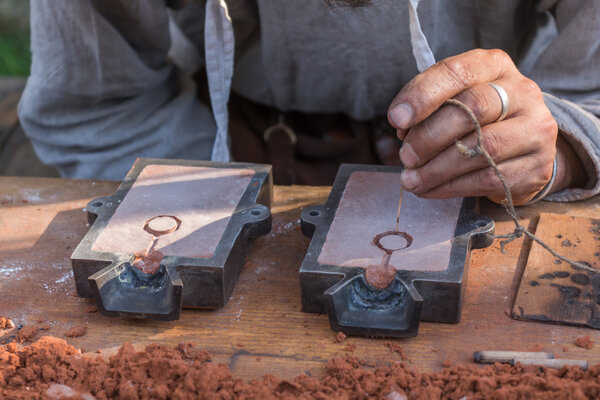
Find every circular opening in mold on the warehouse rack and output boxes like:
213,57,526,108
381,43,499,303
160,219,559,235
373,231,413,254
308,210,320,217
379,235,409,251
143,215,182,237
476,220,487,228
250,210,261,216
92,201,103,207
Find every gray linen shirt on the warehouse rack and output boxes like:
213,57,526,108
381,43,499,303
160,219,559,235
19,0,600,202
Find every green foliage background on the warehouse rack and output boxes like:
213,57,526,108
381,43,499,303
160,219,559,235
0,1,30,76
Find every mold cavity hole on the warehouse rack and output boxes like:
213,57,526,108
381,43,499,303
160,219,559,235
379,234,409,252
476,221,487,228
250,210,261,216
92,201,103,207
144,215,181,236
309,210,320,217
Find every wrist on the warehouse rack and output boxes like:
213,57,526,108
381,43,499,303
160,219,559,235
551,133,587,194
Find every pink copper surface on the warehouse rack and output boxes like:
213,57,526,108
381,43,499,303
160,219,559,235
93,165,254,258
317,171,462,272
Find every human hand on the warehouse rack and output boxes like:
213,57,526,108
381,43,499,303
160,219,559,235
387,49,568,205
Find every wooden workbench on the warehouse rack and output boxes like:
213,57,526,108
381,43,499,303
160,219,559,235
0,176,599,380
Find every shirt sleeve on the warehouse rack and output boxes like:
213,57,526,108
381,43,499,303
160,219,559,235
18,0,216,180
528,0,600,201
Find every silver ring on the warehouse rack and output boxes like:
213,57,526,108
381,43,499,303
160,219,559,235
488,82,509,122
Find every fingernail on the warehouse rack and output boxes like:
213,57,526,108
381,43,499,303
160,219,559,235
399,143,419,168
389,103,414,129
400,169,421,191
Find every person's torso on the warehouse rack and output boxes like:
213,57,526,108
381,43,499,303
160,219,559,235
177,0,549,120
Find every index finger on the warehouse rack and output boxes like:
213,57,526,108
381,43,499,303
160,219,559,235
388,49,516,130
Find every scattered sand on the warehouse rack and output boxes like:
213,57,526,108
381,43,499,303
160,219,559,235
344,343,357,353
335,332,347,343
575,336,594,350
0,317,14,330
65,325,87,338
16,326,38,343
1,337,599,399
386,342,408,361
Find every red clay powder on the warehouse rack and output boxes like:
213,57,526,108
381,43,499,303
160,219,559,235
2,336,600,399
0,317,14,330
65,325,88,338
575,336,594,350
386,342,408,361
16,326,38,343
132,250,164,275
335,332,347,344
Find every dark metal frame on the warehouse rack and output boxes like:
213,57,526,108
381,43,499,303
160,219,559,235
299,164,494,337
71,158,272,321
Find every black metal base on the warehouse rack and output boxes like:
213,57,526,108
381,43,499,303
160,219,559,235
71,158,272,321
299,164,494,337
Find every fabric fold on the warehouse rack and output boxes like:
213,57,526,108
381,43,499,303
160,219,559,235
205,0,234,162
407,0,435,72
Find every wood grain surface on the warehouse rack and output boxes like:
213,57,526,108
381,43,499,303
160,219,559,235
1,176,600,380
513,213,600,328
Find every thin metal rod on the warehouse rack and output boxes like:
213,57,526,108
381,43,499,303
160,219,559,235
511,358,588,371
395,187,404,232
474,351,553,364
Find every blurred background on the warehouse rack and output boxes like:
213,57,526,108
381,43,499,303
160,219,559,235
0,1,58,177
0,1,30,77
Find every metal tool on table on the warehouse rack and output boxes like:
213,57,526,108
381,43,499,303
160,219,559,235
473,351,588,370
71,158,272,321
299,164,494,337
